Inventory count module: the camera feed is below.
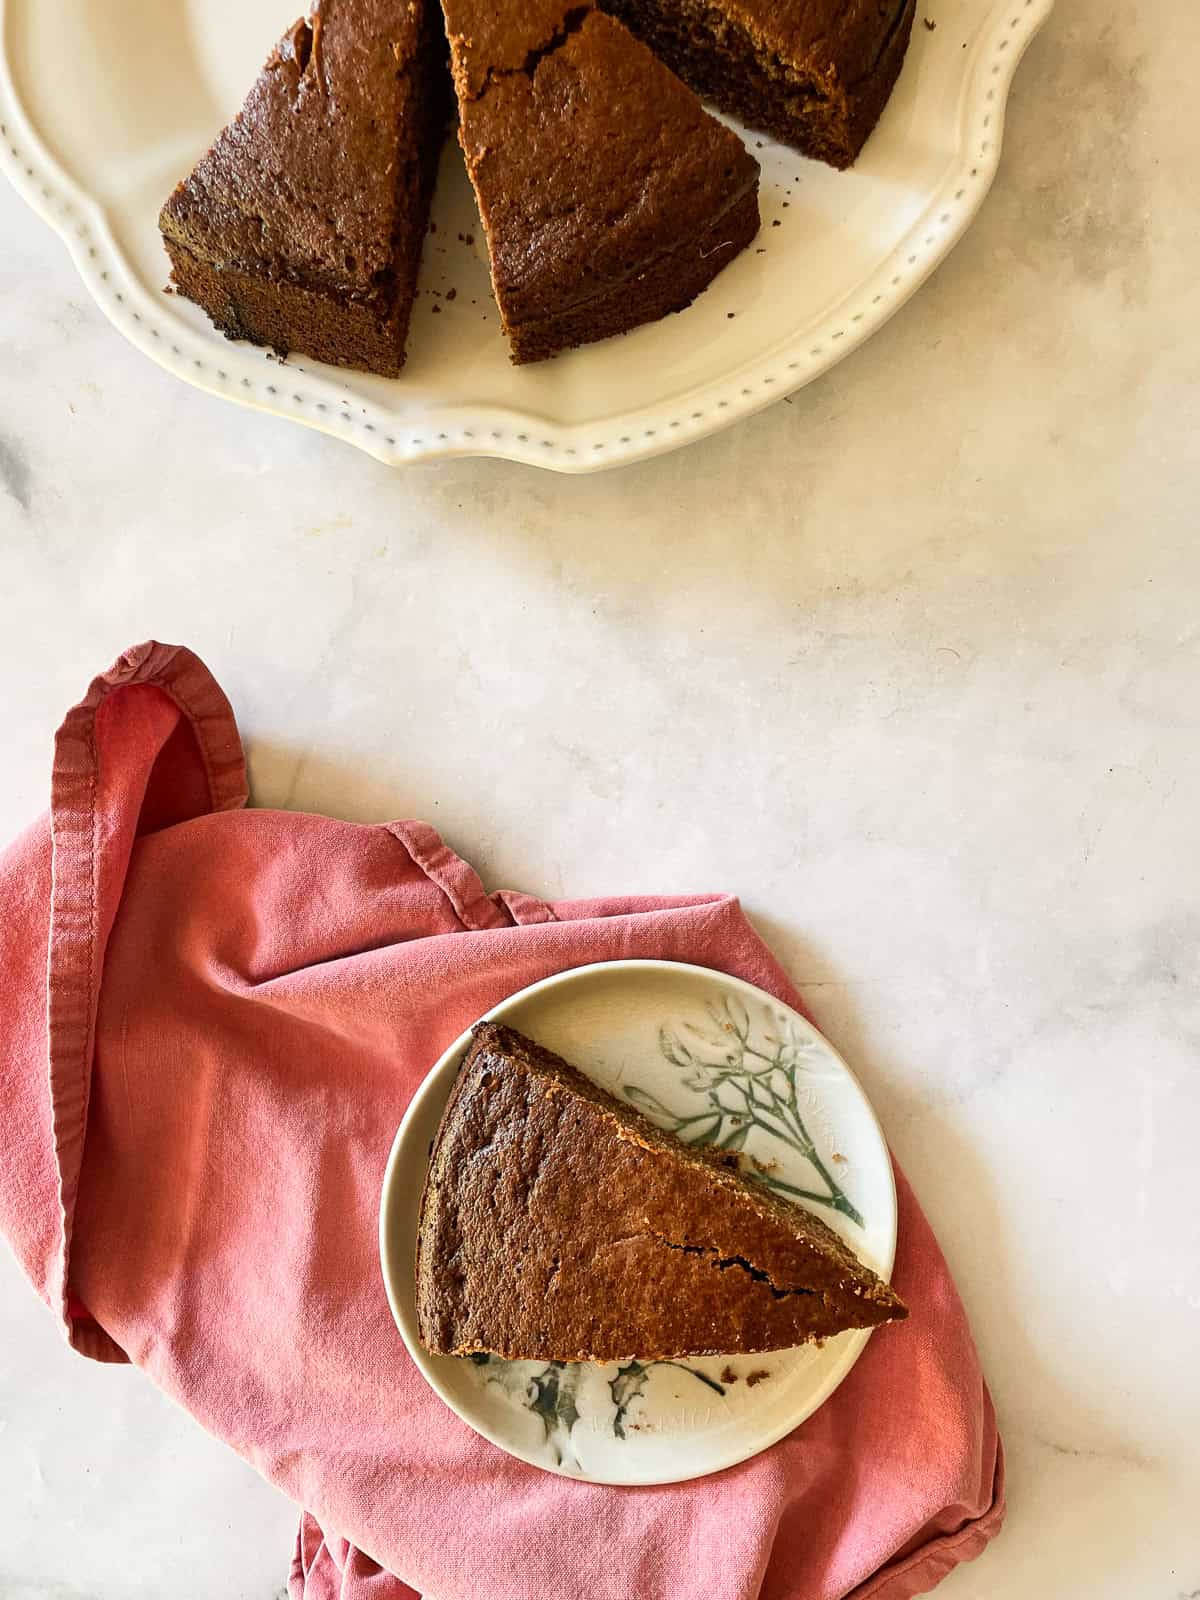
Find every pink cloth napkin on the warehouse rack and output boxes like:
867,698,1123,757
0,643,1003,1600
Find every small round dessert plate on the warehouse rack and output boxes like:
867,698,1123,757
0,0,1052,473
379,959,899,1485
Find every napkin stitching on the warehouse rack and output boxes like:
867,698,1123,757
384,819,552,933
46,643,248,1351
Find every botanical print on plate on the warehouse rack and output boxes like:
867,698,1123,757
466,1354,730,1471
625,993,864,1227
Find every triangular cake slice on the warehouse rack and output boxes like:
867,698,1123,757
159,0,449,377
439,0,760,363
416,1023,906,1361
598,0,916,168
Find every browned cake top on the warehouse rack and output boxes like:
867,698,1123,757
415,1023,906,1362
442,1,759,327
159,0,434,297
441,0,575,97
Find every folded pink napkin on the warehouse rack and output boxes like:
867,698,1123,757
0,643,1003,1600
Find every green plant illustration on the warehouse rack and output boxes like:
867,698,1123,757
608,1359,726,1440
527,1361,582,1438
468,1354,725,1449
469,1351,581,1438
624,994,864,1228
471,1354,584,1466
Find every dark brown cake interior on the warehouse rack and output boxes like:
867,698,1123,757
600,0,916,168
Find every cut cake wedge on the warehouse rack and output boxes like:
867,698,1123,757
439,0,760,363
159,0,448,377
415,1022,907,1361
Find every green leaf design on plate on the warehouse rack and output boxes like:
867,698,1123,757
467,1355,725,1450
608,1360,726,1440
628,994,864,1228
528,1362,582,1437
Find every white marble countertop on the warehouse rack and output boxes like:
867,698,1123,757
2,4,1198,1596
